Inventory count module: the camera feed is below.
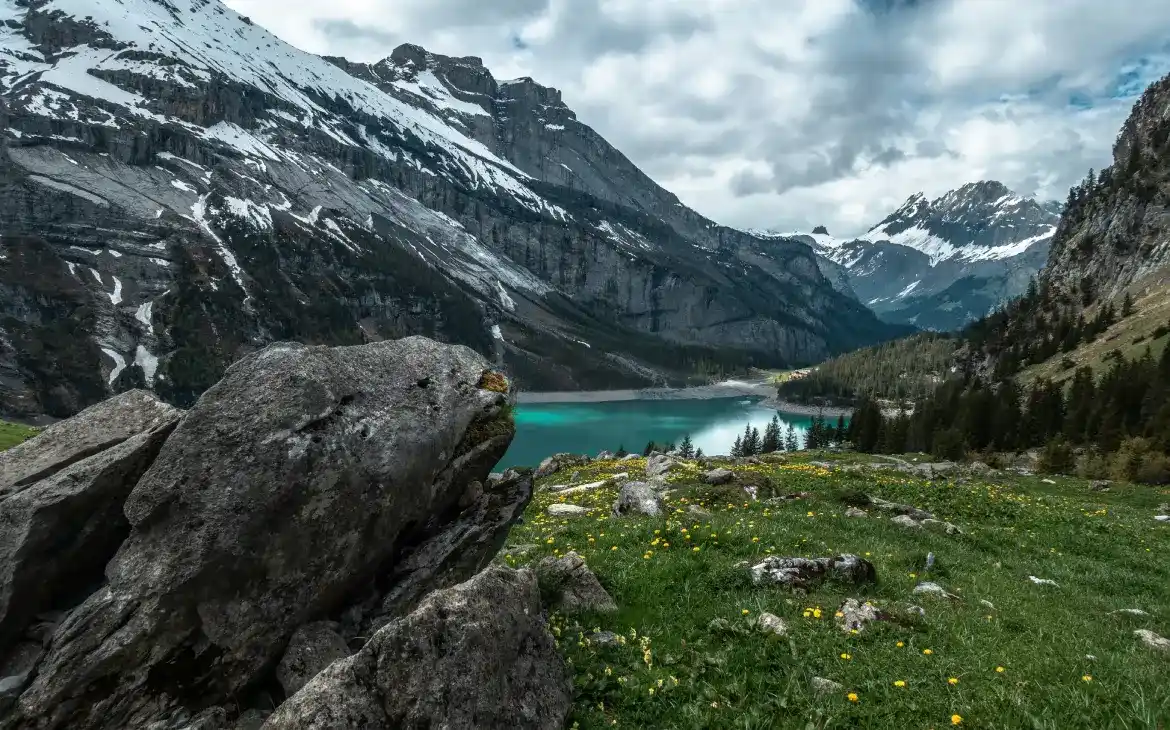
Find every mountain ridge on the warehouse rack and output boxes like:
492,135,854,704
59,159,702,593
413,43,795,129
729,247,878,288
753,180,1061,331
0,0,902,417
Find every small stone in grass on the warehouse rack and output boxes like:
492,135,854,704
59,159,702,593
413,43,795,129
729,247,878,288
811,677,843,694
1135,629,1170,653
757,613,788,636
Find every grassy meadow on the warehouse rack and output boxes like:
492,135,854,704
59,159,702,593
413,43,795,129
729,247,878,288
502,453,1170,729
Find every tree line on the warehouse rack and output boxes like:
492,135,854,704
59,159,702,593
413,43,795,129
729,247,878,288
849,341,1170,484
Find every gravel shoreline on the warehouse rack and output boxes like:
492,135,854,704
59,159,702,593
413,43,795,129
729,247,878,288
515,380,775,404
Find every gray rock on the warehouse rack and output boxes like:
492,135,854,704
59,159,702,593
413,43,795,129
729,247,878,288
891,514,923,529
844,506,868,518
534,551,617,614
645,454,678,478
262,566,571,730
1135,629,1170,653
700,468,735,485
547,503,590,517
18,338,525,730
276,622,350,697
0,391,181,655
835,598,888,633
687,504,712,519
595,450,615,461
589,631,619,647
534,453,591,480
749,554,876,591
811,676,843,694
1155,515,1170,522
757,613,788,636
871,496,934,520
612,481,663,518
913,582,960,600
1090,480,1112,492
0,389,179,493
921,518,963,535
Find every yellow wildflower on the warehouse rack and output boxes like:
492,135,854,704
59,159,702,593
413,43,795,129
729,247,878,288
952,715,963,725
847,692,859,702
948,677,959,685
893,680,906,688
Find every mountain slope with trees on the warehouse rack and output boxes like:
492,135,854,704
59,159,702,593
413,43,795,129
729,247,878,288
849,71,1170,483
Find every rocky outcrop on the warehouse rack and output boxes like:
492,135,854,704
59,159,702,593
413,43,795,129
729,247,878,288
534,552,617,614
1043,73,1170,298
262,566,571,730
0,391,181,660
5,337,537,730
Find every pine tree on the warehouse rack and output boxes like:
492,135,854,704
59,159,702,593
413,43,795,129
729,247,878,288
784,424,798,452
679,435,695,459
616,444,628,458
731,434,743,458
762,415,781,453
743,425,762,456
835,415,847,445
694,447,705,460
1123,292,1135,318
642,441,656,457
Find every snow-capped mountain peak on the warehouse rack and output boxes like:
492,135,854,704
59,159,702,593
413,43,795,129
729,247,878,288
753,180,1062,331
860,180,1059,265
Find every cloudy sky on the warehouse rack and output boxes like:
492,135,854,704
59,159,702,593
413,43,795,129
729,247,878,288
225,0,1170,237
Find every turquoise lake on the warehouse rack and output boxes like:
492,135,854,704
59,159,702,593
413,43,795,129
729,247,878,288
498,397,825,470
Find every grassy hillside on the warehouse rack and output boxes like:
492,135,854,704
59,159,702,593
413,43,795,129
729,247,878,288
503,453,1170,729
1018,269,1170,387
0,420,38,451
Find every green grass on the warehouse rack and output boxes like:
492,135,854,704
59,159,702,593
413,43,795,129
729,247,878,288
0,420,38,451
502,452,1170,729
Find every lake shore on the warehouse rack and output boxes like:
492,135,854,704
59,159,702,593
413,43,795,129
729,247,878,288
756,397,854,417
515,379,775,404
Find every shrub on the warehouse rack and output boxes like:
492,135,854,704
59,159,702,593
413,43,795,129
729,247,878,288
931,428,966,462
1038,437,1076,475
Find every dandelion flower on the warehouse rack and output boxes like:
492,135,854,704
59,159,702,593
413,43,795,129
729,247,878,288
1082,675,1093,683
692,546,701,552
995,666,1005,673
893,680,906,688
948,677,959,685
840,653,852,660
847,692,859,703
742,609,750,615
896,642,904,648
952,715,963,725
923,648,933,655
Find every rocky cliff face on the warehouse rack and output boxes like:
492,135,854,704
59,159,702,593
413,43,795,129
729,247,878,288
0,336,565,729
0,0,898,419
1042,74,1170,297
756,182,1061,331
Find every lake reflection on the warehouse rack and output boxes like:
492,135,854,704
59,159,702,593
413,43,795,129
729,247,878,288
498,397,821,469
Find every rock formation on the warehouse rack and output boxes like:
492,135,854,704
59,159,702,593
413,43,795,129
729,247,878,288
0,337,557,730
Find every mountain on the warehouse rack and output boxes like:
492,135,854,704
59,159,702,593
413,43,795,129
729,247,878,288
758,182,1062,331
0,0,901,418
1042,75,1170,298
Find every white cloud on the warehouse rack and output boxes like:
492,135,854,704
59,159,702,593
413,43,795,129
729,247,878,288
225,0,1170,237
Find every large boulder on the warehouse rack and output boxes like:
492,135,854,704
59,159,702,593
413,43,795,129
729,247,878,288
262,566,571,730
534,552,617,614
612,481,663,518
0,390,178,492
15,338,526,730
645,454,678,478
0,391,181,660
